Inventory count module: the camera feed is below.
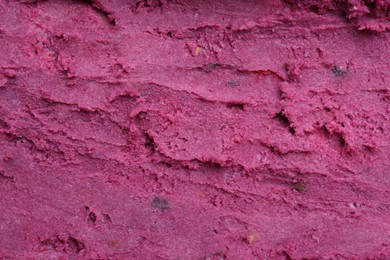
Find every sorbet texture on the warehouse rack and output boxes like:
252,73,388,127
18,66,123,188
0,0,390,259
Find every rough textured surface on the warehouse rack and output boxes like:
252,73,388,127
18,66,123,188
1,0,390,259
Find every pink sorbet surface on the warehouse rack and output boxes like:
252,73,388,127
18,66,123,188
1,0,390,259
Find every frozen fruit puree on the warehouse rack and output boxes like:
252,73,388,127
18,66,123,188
0,0,390,259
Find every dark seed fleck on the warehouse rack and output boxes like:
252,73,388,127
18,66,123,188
88,212,97,222
151,197,170,210
226,81,238,88
331,65,346,77
202,63,219,73
293,181,306,191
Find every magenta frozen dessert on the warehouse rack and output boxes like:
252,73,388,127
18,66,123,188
1,0,390,259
